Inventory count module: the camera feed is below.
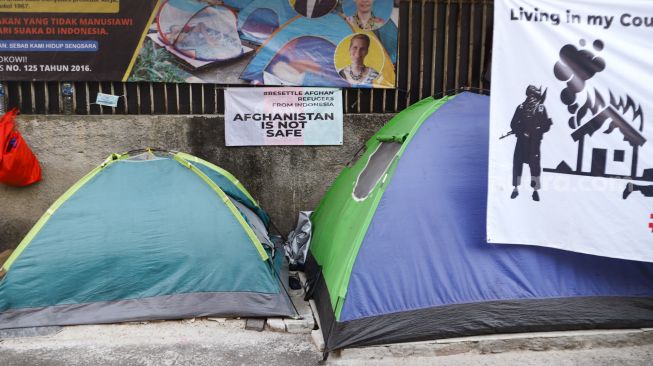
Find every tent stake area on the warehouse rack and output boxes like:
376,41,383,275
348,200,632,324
327,329,653,364
1,318,651,365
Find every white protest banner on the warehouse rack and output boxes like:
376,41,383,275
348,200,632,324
488,0,653,262
225,87,343,146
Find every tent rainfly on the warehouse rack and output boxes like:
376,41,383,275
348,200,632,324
306,92,653,352
0,150,296,329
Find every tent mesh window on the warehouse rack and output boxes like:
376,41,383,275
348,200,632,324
353,141,402,200
123,151,168,161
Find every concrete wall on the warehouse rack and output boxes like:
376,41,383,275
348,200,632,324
0,114,391,253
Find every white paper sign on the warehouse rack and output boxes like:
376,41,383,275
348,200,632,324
95,93,120,108
225,87,343,146
488,0,653,262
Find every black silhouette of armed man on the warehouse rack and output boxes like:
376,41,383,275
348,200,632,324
510,85,553,201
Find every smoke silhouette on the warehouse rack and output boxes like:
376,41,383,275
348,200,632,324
553,39,606,126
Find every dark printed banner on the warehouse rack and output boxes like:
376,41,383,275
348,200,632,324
0,0,159,81
0,0,398,88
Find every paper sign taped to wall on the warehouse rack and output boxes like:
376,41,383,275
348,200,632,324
95,93,120,107
225,87,343,146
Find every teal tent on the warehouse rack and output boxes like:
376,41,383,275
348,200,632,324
0,150,296,329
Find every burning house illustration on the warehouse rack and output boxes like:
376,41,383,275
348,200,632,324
545,39,651,183
564,91,646,178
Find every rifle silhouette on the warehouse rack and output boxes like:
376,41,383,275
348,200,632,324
499,130,515,140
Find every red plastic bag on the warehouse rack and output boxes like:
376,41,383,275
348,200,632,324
0,108,42,186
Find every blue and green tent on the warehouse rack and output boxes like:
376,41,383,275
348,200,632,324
306,92,653,351
0,150,296,329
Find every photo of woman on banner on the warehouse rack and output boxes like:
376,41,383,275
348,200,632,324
343,0,392,31
292,0,338,19
335,33,381,86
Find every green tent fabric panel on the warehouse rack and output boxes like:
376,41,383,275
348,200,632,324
309,96,452,318
0,158,278,311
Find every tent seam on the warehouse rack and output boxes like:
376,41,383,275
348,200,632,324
172,153,270,261
175,152,260,207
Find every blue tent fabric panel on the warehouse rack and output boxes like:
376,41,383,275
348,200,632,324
340,92,653,322
0,158,278,311
240,14,351,87
238,0,296,44
375,21,397,64
265,36,346,86
224,0,255,11
239,8,281,44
